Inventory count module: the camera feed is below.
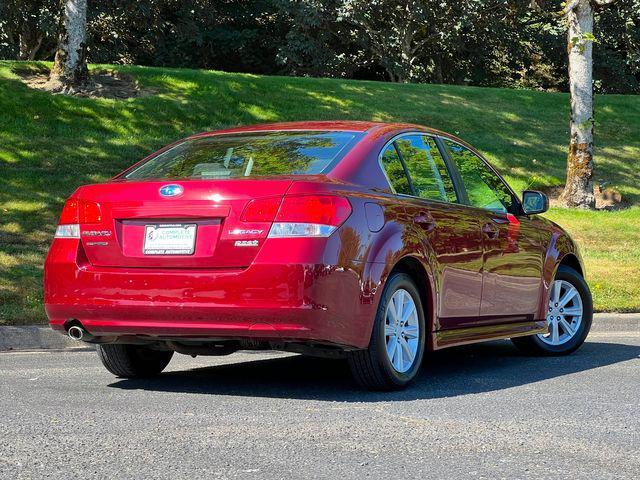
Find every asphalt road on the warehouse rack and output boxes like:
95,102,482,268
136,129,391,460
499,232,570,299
1,332,638,479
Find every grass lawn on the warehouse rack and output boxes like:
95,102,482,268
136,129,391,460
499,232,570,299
1,60,639,324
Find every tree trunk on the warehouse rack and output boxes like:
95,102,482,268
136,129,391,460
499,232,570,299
559,0,596,208
47,0,89,92
18,30,44,61
434,55,444,84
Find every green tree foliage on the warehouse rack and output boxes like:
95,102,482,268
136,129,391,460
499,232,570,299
593,0,640,93
0,0,59,60
0,0,638,92
274,0,358,77
86,0,287,73
277,0,570,87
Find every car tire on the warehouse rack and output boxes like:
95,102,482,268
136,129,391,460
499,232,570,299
348,272,426,390
511,265,593,356
97,344,174,378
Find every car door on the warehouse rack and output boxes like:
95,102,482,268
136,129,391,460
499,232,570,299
380,134,484,327
440,138,544,319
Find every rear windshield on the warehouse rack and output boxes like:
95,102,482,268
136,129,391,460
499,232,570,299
124,131,361,180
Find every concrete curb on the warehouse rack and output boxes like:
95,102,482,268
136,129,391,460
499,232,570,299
0,313,638,352
0,326,95,352
590,313,640,333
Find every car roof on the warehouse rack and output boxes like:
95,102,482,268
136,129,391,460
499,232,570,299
188,121,452,139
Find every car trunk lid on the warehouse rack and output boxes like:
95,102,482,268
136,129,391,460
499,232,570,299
76,179,292,268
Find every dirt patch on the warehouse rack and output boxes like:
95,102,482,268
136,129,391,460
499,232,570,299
13,65,156,99
545,185,629,211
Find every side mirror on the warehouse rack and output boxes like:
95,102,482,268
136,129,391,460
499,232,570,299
522,190,549,215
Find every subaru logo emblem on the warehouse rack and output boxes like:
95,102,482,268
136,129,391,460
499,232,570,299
159,184,183,197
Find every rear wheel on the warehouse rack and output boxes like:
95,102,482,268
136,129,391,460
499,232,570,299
348,272,426,390
512,265,592,355
97,344,174,378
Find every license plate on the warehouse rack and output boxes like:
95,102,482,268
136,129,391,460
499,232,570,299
143,224,196,255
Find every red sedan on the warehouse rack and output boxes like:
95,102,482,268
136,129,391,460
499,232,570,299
45,121,592,390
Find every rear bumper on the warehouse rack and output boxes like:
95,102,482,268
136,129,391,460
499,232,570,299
44,244,376,349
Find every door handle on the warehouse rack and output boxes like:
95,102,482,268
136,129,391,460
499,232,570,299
414,212,436,231
481,222,500,239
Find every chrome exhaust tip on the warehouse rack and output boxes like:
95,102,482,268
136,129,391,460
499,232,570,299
68,325,85,341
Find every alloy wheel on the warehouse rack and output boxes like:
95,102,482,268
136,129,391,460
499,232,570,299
384,289,420,373
538,279,583,346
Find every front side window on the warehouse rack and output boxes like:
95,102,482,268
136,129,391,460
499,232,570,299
395,135,457,203
124,131,360,180
443,139,514,214
380,144,412,195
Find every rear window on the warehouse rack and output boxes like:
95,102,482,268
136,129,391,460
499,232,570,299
124,131,361,180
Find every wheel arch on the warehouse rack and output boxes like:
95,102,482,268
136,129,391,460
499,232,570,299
389,255,437,350
359,220,439,350
545,228,586,282
537,228,587,322
557,253,584,278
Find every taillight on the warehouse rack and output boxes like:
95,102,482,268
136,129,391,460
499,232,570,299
58,199,79,224
275,196,351,226
269,195,351,238
240,194,351,238
55,198,102,238
240,197,282,223
79,200,102,223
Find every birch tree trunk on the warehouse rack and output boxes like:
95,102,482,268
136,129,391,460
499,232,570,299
559,0,596,208
47,0,88,92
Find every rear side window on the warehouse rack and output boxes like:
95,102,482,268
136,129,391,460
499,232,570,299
443,139,514,214
380,144,412,195
124,131,360,180
395,135,457,203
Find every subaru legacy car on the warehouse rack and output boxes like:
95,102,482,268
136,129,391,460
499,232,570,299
45,121,592,390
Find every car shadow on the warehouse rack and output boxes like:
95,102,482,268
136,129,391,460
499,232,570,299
108,339,640,402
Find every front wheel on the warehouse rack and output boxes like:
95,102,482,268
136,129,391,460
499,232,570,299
348,272,426,390
97,344,174,378
512,265,593,355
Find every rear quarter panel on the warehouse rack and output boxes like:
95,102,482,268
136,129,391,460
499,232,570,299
321,186,440,348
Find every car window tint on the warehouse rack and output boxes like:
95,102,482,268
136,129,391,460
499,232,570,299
380,144,411,195
443,139,513,214
395,135,457,202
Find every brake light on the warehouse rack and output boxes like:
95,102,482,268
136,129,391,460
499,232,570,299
79,200,102,223
275,195,351,226
58,199,79,224
240,197,282,222
55,198,102,238
269,195,351,238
